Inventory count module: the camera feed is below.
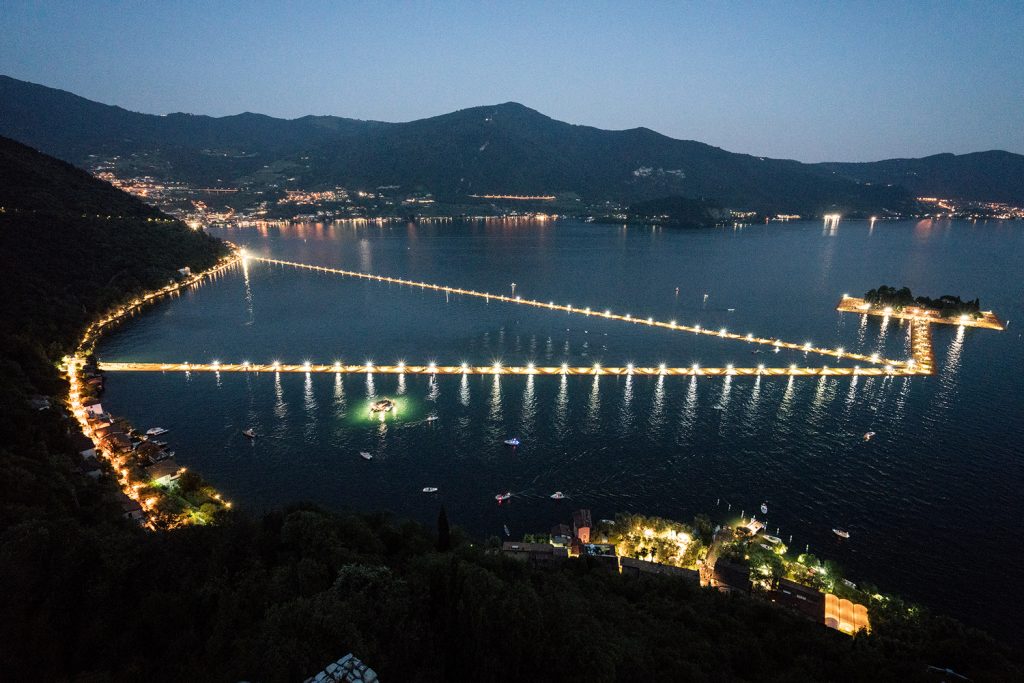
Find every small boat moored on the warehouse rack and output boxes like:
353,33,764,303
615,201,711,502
360,452,373,461
863,431,876,441
503,438,520,447
422,487,438,493
760,502,768,515
833,528,851,539
550,491,566,500
146,427,168,436
495,492,512,502
242,428,256,439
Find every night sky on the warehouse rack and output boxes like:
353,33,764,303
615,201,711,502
2,1,1022,161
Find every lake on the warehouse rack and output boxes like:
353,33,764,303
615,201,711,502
97,217,1024,637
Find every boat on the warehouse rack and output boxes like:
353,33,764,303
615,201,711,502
762,534,782,545
832,528,850,539
503,438,520,447
422,486,438,493
503,524,511,536
495,492,512,502
426,415,439,422
360,451,373,460
145,427,168,436
863,431,876,441
152,440,168,447
550,491,566,500
760,502,768,515
242,428,256,439
369,398,396,414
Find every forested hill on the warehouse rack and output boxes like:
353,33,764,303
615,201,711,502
0,75,941,214
816,151,1024,205
0,135,227,363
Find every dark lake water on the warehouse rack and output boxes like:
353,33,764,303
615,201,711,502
98,218,1024,636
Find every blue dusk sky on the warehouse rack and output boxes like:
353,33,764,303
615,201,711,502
1,0,1022,161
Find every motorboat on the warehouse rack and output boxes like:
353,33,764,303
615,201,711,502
832,528,850,539
503,524,511,536
146,427,168,436
422,487,438,493
503,438,520,447
369,398,396,414
426,415,439,422
760,502,768,515
242,429,256,439
550,491,566,500
360,451,373,461
495,492,512,502
863,431,876,441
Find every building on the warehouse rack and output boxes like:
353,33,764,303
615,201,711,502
71,433,96,459
620,557,700,584
135,441,165,463
144,458,183,486
502,542,569,567
304,653,378,683
99,432,132,453
550,523,573,547
824,593,870,635
572,508,592,544
79,458,102,480
772,577,825,620
582,543,619,572
82,399,104,417
710,560,751,594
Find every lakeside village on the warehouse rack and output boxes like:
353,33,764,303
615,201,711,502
503,509,876,637
61,254,240,529
90,159,1024,228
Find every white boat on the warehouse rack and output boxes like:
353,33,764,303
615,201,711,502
146,427,168,436
495,492,512,502
422,487,438,493
360,452,373,461
550,491,566,500
863,431,876,441
503,524,511,536
242,429,256,439
426,415,439,422
760,502,768,515
504,438,520,447
832,528,850,539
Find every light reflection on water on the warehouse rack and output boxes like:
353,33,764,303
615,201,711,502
98,218,1024,638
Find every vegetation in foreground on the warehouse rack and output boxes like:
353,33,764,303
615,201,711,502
0,135,1021,681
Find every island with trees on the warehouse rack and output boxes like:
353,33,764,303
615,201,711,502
863,285,982,319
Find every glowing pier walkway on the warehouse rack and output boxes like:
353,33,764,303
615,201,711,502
251,257,909,368
837,296,1005,331
98,362,922,377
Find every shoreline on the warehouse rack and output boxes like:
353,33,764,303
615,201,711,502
63,247,241,528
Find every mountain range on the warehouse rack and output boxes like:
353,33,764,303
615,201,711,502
2,74,1022,214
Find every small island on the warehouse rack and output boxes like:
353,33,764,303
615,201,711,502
837,287,1005,330
863,285,981,320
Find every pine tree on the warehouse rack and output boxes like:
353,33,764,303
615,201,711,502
437,505,451,552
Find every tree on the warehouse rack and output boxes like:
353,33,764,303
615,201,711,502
436,505,451,552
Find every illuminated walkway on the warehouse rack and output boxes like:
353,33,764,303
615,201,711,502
837,296,1005,330
251,256,910,368
99,362,921,377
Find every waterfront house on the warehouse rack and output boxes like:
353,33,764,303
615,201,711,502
550,523,573,547
82,399,104,417
99,432,131,453
304,653,378,683
135,441,165,463
572,508,593,544
620,557,700,584
502,542,569,567
772,577,825,620
114,491,144,522
144,458,183,486
710,560,751,594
